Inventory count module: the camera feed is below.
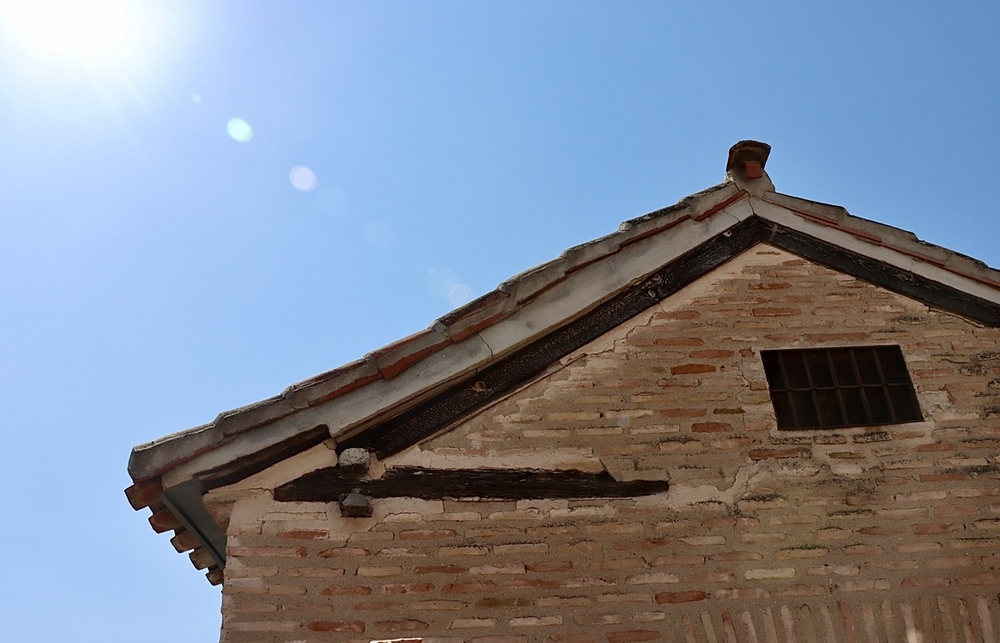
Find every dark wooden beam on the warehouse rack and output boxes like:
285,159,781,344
199,424,331,491
338,217,763,459
274,466,670,502
760,221,1000,327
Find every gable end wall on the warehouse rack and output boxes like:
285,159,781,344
219,246,1000,643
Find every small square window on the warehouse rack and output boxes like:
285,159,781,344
761,346,922,430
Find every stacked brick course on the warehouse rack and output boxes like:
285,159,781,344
218,246,1000,642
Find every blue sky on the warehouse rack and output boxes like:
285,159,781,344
1,1,998,640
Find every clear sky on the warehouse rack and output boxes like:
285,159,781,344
1,1,998,640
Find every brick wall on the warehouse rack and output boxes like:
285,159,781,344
218,246,1000,642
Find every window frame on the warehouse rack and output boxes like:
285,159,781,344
761,345,923,431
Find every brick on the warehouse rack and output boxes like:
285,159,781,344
659,408,707,418
745,568,795,580
226,620,303,632
714,588,771,599
527,561,573,572
626,572,679,584
690,349,734,358
914,522,965,535
655,591,709,604
712,551,763,561
680,535,726,546
807,564,859,576
749,448,802,460
415,565,466,574
492,542,548,555
655,337,704,346
374,619,430,632
607,632,661,642
597,557,645,570
845,493,893,506
409,600,467,610
692,422,731,433
443,581,497,594
381,583,434,594
506,578,562,590
901,577,951,588
470,563,525,574
775,585,831,597
451,618,497,629
574,614,624,626
775,547,828,559
308,621,365,632
276,529,328,540
753,307,801,316
439,546,489,556
400,529,457,540
320,585,372,596
475,597,532,609
510,616,562,627
670,363,716,375
866,560,918,571
649,554,704,566
958,572,1000,585
358,566,403,577
318,546,369,558
926,556,974,568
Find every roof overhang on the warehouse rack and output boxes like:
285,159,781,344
126,142,1000,583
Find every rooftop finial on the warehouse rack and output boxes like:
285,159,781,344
726,140,773,194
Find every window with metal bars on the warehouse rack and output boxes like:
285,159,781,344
761,346,923,430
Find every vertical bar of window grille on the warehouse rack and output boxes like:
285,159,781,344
826,348,849,427
776,352,801,428
870,347,899,423
800,350,822,429
848,348,873,424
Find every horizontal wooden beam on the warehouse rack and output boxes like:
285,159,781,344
274,466,670,502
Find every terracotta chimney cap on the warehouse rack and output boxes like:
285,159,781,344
726,140,774,194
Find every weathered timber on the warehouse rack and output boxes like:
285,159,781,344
199,424,330,491
761,221,1000,327
274,466,670,502
338,217,762,459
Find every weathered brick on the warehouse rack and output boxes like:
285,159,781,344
374,619,430,632
654,591,709,604
414,565,466,574
308,620,365,632
320,585,372,596
606,631,661,642
671,364,716,375
442,581,497,594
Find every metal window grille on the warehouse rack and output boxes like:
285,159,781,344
761,346,923,430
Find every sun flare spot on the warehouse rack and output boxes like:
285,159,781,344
1,0,133,57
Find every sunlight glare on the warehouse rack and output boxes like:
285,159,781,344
1,0,133,57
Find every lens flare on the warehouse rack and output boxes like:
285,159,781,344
448,284,474,307
289,165,317,191
226,118,253,142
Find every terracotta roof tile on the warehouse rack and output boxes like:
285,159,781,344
368,328,452,380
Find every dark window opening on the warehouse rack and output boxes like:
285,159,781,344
761,346,923,430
